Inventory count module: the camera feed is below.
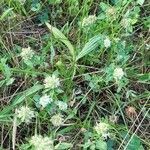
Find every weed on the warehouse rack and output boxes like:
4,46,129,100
0,0,149,149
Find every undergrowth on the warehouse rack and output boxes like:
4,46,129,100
0,0,150,150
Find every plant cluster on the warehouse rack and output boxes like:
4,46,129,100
0,0,149,149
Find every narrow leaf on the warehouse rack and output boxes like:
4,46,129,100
0,8,13,21
76,35,101,61
137,0,145,6
45,22,75,61
0,84,43,116
12,84,43,106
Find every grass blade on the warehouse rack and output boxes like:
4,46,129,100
76,35,101,61
0,84,43,117
45,22,75,61
0,8,13,21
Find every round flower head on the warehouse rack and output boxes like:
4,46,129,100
121,18,131,29
30,135,53,150
39,94,52,108
106,7,116,16
104,37,111,48
113,67,124,80
44,75,60,89
94,122,109,138
82,15,97,27
50,114,64,126
16,106,35,124
20,47,34,60
56,101,68,111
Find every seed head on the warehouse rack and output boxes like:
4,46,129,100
125,106,137,120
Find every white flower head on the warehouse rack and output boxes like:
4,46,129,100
113,67,124,80
50,114,64,126
56,101,68,111
121,18,131,28
106,7,116,16
30,135,53,150
94,122,109,138
39,94,52,108
16,106,35,124
44,75,60,89
146,44,150,50
104,37,111,48
20,47,34,60
82,15,97,27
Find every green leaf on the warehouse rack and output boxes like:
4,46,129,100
0,8,13,21
0,84,43,117
45,22,75,61
95,140,107,150
38,11,49,24
76,35,101,61
12,84,43,106
144,17,150,28
100,2,110,12
137,0,145,6
0,80,5,87
31,0,41,12
48,0,62,4
107,139,115,150
55,142,73,149
137,73,150,83
0,58,11,78
82,140,92,148
6,78,15,86
126,135,143,150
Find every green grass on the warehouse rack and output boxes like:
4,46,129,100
0,0,150,149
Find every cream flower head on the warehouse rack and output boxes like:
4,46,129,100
30,135,54,150
94,122,109,138
16,106,35,124
56,101,68,111
82,15,97,27
20,47,34,60
39,94,53,108
50,114,64,126
44,75,60,89
121,18,131,29
106,7,116,16
104,37,111,48
113,67,124,80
